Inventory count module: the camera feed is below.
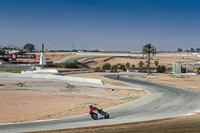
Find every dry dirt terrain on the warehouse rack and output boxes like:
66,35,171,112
2,54,200,132
0,77,145,124
86,56,189,69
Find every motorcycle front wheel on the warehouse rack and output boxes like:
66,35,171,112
91,113,98,120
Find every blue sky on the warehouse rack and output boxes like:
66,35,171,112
0,0,200,51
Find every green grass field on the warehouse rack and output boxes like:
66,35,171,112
0,69,22,73
168,74,186,78
120,97,139,100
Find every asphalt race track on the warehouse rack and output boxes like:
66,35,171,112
1,74,200,133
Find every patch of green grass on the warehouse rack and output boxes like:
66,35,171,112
120,97,138,100
168,74,185,78
129,75,146,78
168,74,178,78
46,115,52,118
93,103,98,106
0,69,22,73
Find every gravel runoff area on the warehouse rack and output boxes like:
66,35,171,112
0,75,145,124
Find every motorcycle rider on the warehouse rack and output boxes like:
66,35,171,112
89,105,103,118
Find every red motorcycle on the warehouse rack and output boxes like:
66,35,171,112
89,106,110,120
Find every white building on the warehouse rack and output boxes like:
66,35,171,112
4,49,20,54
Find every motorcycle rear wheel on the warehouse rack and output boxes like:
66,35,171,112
104,112,110,119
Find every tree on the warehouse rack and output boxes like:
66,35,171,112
23,43,35,52
94,67,100,71
113,63,126,71
102,63,111,70
0,49,5,55
177,48,182,52
154,60,159,67
131,64,135,70
196,48,200,52
190,48,195,52
157,65,166,73
125,62,130,69
138,61,144,69
142,43,157,75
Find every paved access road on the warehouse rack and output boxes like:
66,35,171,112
0,63,29,70
1,74,200,133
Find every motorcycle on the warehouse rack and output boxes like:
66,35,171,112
90,109,110,120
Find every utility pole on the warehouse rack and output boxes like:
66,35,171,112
186,51,188,79
72,43,74,50
54,43,56,55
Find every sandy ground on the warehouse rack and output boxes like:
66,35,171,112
0,77,145,123
67,72,130,86
87,56,189,69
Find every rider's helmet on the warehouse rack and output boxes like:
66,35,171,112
89,105,93,109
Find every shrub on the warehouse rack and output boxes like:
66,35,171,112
94,67,100,70
113,63,127,71
125,62,130,69
154,60,159,67
64,63,78,68
138,61,145,68
157,65,166,73
102,63,111,70
181,67,186,73
0,50,5,55
131,64,135,70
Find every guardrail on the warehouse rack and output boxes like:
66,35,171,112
0,73,103,84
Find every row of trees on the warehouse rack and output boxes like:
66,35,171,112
61,43,159,74
0,43,35,53
0,49,5,55
177,48,200,52
100,60,166,73
100,43,169,73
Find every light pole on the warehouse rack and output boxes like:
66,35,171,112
54,43,56,55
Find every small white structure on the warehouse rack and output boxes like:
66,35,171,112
40,52,46,65
5,49,20,54
21,67,58,74
173,63,181,74
39,43,46,65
